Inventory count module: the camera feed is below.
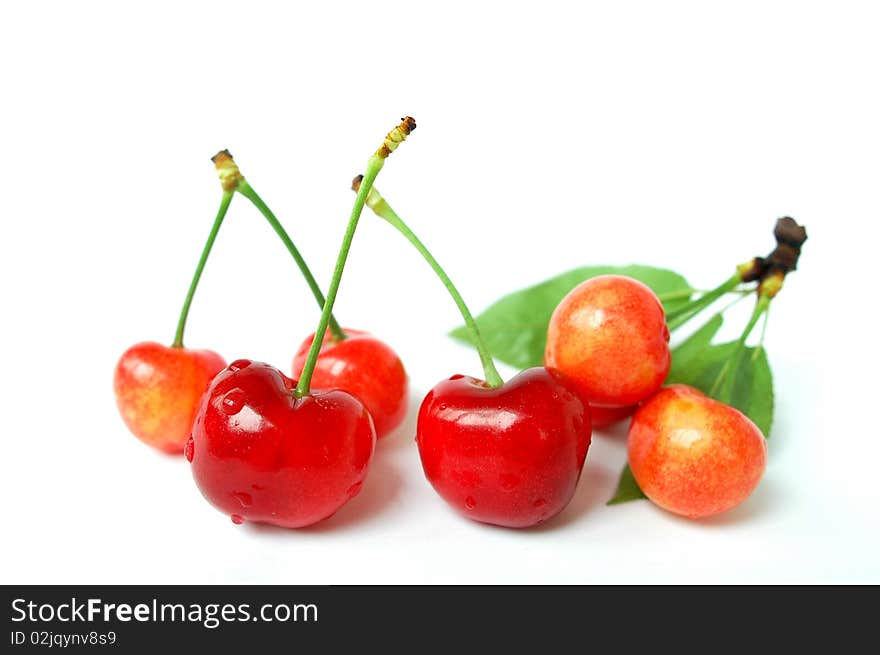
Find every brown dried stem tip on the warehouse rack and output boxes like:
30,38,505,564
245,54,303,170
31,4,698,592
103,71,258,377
753,217,808,299
211,149,244,192
376,117,417,159
756,217,808,277
737,258,765,283
767,217,808,273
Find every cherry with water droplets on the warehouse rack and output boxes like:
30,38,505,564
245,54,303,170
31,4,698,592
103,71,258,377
355,174,592,528
416,367,592,528
220,387,247,415
191,118,415,528
188,360,376,528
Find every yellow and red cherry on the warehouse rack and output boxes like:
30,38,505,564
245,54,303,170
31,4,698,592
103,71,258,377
114,342,225,454
627,384,767,518
292,329,408,438
546,275,671,408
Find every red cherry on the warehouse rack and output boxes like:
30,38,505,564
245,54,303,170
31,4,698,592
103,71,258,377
188,359,376,528
292,329,408,438
416,367,591,528
545,275,671,407
628,384,767,518
589,403,637,429
113,341,226,453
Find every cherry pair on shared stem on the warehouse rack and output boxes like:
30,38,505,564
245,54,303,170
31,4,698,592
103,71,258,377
625,220,807,518
213,150,408,440
113,149,406,456
187,118,416,528
354,180,592,528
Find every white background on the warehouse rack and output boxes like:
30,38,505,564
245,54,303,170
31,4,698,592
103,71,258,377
2,1,878,584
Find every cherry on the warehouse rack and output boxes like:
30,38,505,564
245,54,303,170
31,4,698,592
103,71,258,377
417,367,590,528
115,179,234,452
292,328,408,438
352,181,592,528
186,117,415,528
627,384,767,518
187,359,375,527
114,342,225,453
545,274,671,408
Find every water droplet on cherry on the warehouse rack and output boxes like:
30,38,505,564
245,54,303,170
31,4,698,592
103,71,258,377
347,481,363,498
464,496,477,510
229,359,252,372
231,514,244,525
220,388,246,415
184,436,194,462
232,492,253,508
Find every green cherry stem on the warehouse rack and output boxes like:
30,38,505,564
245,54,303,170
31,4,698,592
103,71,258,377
756,303,771,352
657,288,701,302
295,117,417,396
354,180,505,388
713,288,752,317
294,161,380,395
172,190,234,348
710,294,770,401
235,179,346,341
666,272,744,331
211,150,345,341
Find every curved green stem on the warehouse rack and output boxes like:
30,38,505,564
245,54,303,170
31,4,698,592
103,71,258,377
667,273,744,332
361,185,504,388
657,288,700,302
711,288,751,319
710,294,770,401
173,191,234,347
235,180,346,342
756,303,771,352
295,156,385,396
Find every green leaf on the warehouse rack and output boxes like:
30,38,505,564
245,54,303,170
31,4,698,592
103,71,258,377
734,345,774,436
450,265,693,370
668,313,724,380
666,340,774,436
607,464,647,505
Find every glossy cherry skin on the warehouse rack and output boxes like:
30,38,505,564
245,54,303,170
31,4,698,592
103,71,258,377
292,328,408,438
545,275,671,408
628,385,767,519
113,341,226,453
187,359,376,528
590,403,637,429
416,367,591,528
